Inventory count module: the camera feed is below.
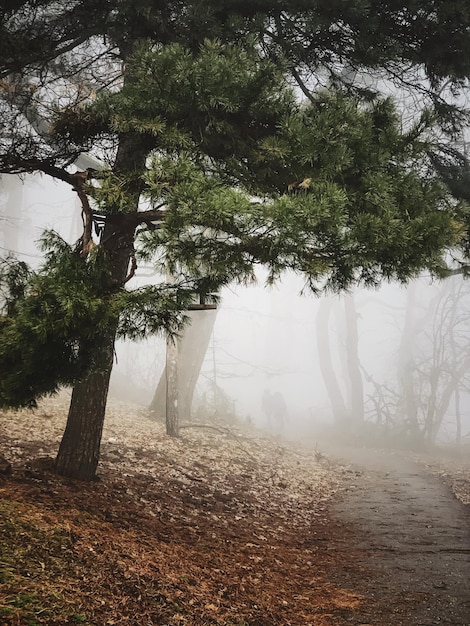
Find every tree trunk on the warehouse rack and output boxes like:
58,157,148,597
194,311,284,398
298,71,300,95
316,297,348,424
397,283,421,439
54,227,131,480
450,300,462,447
1,174,22,253
455,384,462,447
54,219,133,480
166,336,179,437
344,294,364,425
426,358,470,444
54,132,146,480
55,329,115,480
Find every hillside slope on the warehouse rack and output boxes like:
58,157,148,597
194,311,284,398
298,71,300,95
0,395,353,626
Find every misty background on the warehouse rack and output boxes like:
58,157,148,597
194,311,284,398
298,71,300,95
2,172,470,446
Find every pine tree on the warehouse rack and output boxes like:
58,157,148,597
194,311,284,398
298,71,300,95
1,1,470,480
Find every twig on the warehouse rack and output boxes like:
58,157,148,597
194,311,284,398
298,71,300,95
176,469,205,483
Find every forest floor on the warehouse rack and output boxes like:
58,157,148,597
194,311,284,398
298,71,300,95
0,393,469,625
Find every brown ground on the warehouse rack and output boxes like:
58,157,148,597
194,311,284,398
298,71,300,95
0,394,469,625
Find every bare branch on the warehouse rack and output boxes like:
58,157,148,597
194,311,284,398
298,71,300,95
71,171,94,257
124,246,137,283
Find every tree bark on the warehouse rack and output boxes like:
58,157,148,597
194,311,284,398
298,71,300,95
54,231,133,478
166,336,179,437
55,329,115,480
54,220,132,479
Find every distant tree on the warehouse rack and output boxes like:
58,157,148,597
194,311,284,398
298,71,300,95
344,294,364,426
362,278,470,447
0,176,22,252
1,1,470,480
403,278,470,444
316,293,364,427
316,298,349,425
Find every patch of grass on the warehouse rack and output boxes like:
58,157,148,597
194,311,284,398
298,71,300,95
1,593,52,626
8,593,39,608
0,499,87,625
1,500,72,578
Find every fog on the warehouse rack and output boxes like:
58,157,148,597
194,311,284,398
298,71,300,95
114,272,470,446
2,173,470,448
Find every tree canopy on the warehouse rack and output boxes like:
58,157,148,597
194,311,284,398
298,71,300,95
1,0,470,477
2,0,470,173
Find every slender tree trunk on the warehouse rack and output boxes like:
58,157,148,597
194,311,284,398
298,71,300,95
344,293,364,425
397,283,421,440
423,279,464,444
426,359,470,444
1,174,22,253
316,297,348,424
166,336,179,437
455,385,462,446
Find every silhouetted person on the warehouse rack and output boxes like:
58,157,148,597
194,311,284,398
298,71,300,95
262,389,288,434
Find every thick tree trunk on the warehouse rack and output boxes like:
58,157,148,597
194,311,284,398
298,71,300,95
54,234,131,479
54,132,146,480
54,222,132,480
55,330,115,480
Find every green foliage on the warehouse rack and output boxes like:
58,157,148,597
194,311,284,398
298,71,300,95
0,233,210,408
55,39,296,194
2,6,470,410
139,93,463,293
88,170,144,215
0,238,112,408
115,285,192,341
0,258,32,315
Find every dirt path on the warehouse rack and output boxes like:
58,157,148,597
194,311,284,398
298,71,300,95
322,445,470,625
